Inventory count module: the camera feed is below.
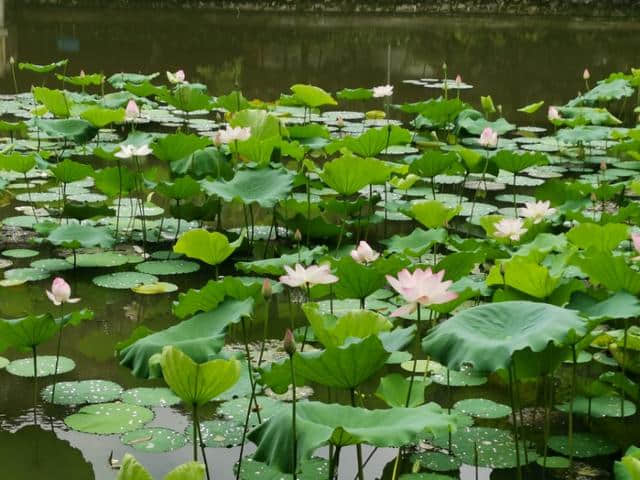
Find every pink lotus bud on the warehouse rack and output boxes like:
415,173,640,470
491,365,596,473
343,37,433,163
125,100,139,120
294,229,302,242
262,278,272,298
455,74,462,85
175,69,185,82
583,68,591,80
283,329,297,356
46,277,81,306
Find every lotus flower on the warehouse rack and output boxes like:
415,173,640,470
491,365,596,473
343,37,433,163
262,278,272,298
350,241,380,264
479,127,498,148
115,144,153,159
283,329,297,356
548,106,560,121
125,100,139,121
386,268,458,317
167,69,185,84
455,74,462,85
583,68,591,80
213,125,251,145
46,277,80,306
372,84,394,98
632,233,640,257
519,201,556,224
493,218,527,241
279,263,338,288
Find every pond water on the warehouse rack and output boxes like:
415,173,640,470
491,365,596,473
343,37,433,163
1,2,640,480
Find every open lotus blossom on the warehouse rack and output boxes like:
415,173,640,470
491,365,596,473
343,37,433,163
279,263,338,288
372,84,394,98
548,106,561,121
46,277,80,306
493,218,528,241
386,268,458,317
115,144,153,159
479,127,498,148
350,241,380,264
519,201,556,224
631,233,640,259
583,68,591,80
125,100,140,120
213,125,252,145
167,69,185,84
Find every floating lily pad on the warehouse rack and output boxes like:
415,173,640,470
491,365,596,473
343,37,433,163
41,380,123,405
0,259,12,269
409,451,461,472
399,474,452,480
120,387,181,407
185,420,244,448
92,272,158,289
555,395,636,418
121,427,187,452
0,357,9,369
536,456,570,469
134,260,200,275
2,248,39,258
453,398,512,419
401,360,487,387
547,433,618,458
68,252,129,268
65,402,154,434
30,258,74,272
131,282,179,294
238,457,328,480
15,192,59,202
593,351,618,367
219,396,288,428
1,267,50,286
562,350,592,364
6,355,75,377
150,250,184,260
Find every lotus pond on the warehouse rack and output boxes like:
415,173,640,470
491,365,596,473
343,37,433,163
1,9,640,480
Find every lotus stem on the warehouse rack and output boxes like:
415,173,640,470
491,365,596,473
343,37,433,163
350,388,364,480
241,317,262,424
50,305,64,403
23,173,39,224
542,375,552,473
32,346,38,425
474,440,479,480
508,364,522,480
306,174,311,247
405,306,424,408
290,353,298,480
192,404,198,461
10,60,18,94
173,199,182,248
236,369,260,480
258,298,270,367
300,284,312,352
195,406,211,480
114,159,122,241
513,172,517,217
329,445,342,480
390,449,402,480
568,345,577,471
621,318,629,417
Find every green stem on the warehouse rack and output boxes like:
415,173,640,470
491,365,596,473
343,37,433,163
405,306,424,407
568,345,577,471
32,346,38,425
290,354,298,480
241,317,262,424
508,364,522,480
351,388,364,480
192,404,199,461
50,304,64,403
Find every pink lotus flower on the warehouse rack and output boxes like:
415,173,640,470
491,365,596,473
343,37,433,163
386,268,458,317
583,68,591,80
262,278,272,298
632,233,640,254
46,277,80,306
493,218,527,241
125,100,139,121
279,263,338,288
214,125,251,145
548,106,561,121
455,74,462,85
350,241,380,264
519,201,556,224
167,69,185,84
479,127,498,148
372,85,394,98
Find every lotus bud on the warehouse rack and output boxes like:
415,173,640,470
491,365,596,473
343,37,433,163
9,56,14,65
583,68,591,80
455,74,462,85
262,278,272,298
283,329,296,356
600,159,607,171
336,115,344,128
442,61,447,72
294,229,302,243
80,70,85,77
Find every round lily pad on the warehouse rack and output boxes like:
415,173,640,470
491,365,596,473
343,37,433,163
131,282,179,294
92,272,158,289
121,427,187,452
120,387,181,407
30,258,74,272
0,357,9,369
134,260,200,275
15,192,59,202
562,350,592,364
6,355,75,377
150,250,183,260
65,402,154,434
547,433,619,458
453,398,512,419
238,457,328,480
593,351,618,367
0,259,12,269
536,456,570,469
185,420,244,448
219,396,287,428
555,395,636,418
67,252,129,268
41,380,123,405
2,248,39,258
399,474,452,480
1,267,50,286
409,451,461,472
68,193,108,203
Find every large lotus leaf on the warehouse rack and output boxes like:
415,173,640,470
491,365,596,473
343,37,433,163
160,345,241,406
303,302,392,348
65,402,153,434
238,457,328,480
121,427,188,453
336,87,373,101
556,107,622,127
487,257,559,299
0,314,59,352
236,246,327,275
230,109,286,141
327,125,412,158
406,200,461,229
457,109,515,135
381,228,447,257
375,373,427,408
33,87,72,117
47,224,114,249
230,134,280,167
571,251,640,295
409,151,459,178
158,84,213,112
405,98,468,129
492,150,548,173
249,401,462,473
171,147,232,179
547,433,618,458
173,229,242,266
331,255,408,300
108,72,159,88
422,301,590,373
555,395,636,418
80,106,125,127
172,276,261,318
94,166,137,197
567,222,629,251
33,118,98,143
50,158,94,183
293,335,390,389
568,291,640,320
201,168,294,208
125,80,168,98
435,251,486,282
19,59,68,73
614,445,640,480
569,78,634,107
118,298,253,378
290,84,337,108
0,425,94,480
213,90,251,112
152,133,211,163
57,72,104,87
155,175,201,200
323,158,382,197
0,152,37,173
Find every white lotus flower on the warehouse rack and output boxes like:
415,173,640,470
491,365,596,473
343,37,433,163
519,201,556,224
213,126,252,145
372,84,394,98
493,218,528,241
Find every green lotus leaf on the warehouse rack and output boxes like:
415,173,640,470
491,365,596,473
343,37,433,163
556,395,636,418
213,90,250,112
124,80,169,98
173,229,242,266
92,272,158,289
19,59,68,73
569,78,634,107
568,291,640,320
201,167,294,208
547,433,618,458
56,72,104,87
326,125,411,158
375,373,427,407
152,132,211,163
120,387,182,407
238,457,329,480
80,106,125,127
336,87,373,101
492,150,548,173
135,260,200,276
599,372,639,401
231,109,286,140
487,257,559,299
0,152,37,173
65,402,154,435
2,248,39,258
160,345,241,406
50,158,94,184
108,72,159,88
41,379,123,405
556,107,622,127
517,100,545,114
435,251,486,282
409,150,459,178
330,254,408,300
1,267,50,286
614,445,640,480
6,355,75,377
571,251,640,295
406,200,461,229
453,398,512,419
457,109,516,135
249,401,462,473
422,301,591,374
47,224,114,249
381,228,447,257
155,175,201,200
118,298,254,378
399,98,468,129
121,427,188,453
290,84,337,108
33,118,98,143
94,165,137,197
158,84,213,112
68,252,129,268
0,313,59,352
229,134,280,167
319,152,391,195
33,87,72,117
172,276,261,318
567,222,629,251
235,246,327,275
